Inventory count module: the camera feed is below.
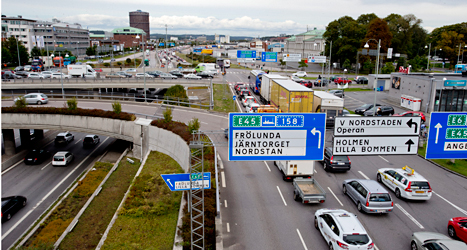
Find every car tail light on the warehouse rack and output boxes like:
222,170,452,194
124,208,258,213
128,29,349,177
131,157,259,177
337,240,349,249
286,177,291,180
320,200,325,203
391,201,394,206
366,194,370,207
368,242,374,249
35,158,38,161
427,182,432,192
405,182,413,192
41,98,45,100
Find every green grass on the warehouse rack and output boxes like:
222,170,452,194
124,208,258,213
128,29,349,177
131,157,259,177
59,157,140,250
213,83,238,113
302,77,318,80
343,87,372,92
417,143,467,177
101,151,184,250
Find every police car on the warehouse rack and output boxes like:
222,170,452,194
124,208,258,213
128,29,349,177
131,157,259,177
314,208,375,250
377,166,432,200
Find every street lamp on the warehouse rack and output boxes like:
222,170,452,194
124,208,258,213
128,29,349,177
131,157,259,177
136,34,146,103
10,32,21,66
425,43,431,71
133,41,137,69
364,38,381,115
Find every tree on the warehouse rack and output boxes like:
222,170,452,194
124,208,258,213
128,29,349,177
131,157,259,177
385,14,424,58
437,31,465,66
86,46,97,56
2,46,12,67
30,47,43,57
357,13,378,26
342,59,351,70
299,60,308,70
2,36,29,66
364,18,393,71
381,62,395,74
165,84,188,99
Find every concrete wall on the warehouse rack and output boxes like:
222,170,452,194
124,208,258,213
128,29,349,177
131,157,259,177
387,74,433,112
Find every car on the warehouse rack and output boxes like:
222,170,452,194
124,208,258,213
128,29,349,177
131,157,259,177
314,208,375,250
135,73,155,79
329,89,344,98
1,71,22,79
354,104,382,115
355,76,368,84
326,109,350,128
314,78,330,87
363,105,394,116
239,89,251,100
82,72,96,79
24,149,51,165
134,93,156,102
330,75,341,82
169,71,184,78
248,103,260,113
2,196,27,222
54,132,74,145
377,166,432,200
105,73,125,78
343,179,393,213
159,73,177,79
297,79,313,88
24,65,32,71
116,71,133,78
184,73,202,80
448,217,467,243
83,135,100,147
335,77,352,85
15,71,29,77
14,93,49,105
41,71,53,78
242,96,255,107
197,71,214,78
411,232,467,250
290,75,302,82
14,66,25,71
224,128,229,138
27,72,45,79
292,71,307,77
147,71,163,78
94,68,103,72
51,73,71,79
392,111,426,122
126,68,137,73
322,147,351,172
52,151,74,166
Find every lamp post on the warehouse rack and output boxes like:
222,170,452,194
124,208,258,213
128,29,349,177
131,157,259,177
136,34,146,103
327,40,332,92
133,41,137,69
364,38,381,115
11,33,21,66
425,43,431,71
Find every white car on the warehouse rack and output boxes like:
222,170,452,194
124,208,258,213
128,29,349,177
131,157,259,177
290,75,302,82
377,166,432,200
315,209,375,250
242,96,255,107
411,232,467,250
41,71,53,78
292,71,307,77
248,103,260,113
135,73,155,79
24,65,32,71
184,73,202,80
159,73,177,79
51,73,71,79
126,68,137,73
27,73,45,79
52,151,74,166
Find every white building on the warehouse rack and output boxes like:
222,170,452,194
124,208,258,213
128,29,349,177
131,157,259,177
170,36,178,41
285,28,325,59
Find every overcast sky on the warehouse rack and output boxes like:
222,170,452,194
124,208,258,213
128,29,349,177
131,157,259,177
2,0,466,37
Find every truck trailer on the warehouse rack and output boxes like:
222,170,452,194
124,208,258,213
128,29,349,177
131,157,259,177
312,91,344,128
270,79,314,113
260,74,287,104
67,65,96,78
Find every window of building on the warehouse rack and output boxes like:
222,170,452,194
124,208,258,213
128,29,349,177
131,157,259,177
435,89,467,112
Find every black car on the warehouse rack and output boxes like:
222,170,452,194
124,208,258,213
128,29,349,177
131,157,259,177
325,110,348,129
135,93,156,102
15,71,29,77
197,71,214,78
224,128,229,139
116,71,132,78
363,105,394,116
314,78,329,87
148,71,162,78
169,71,184,78
355,76,368,84
354,103,382,115
83,135,100,148
322,147,351,172
24,149,50,165
2,196,27,222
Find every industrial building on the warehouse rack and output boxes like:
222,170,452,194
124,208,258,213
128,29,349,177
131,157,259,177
129,10,149,40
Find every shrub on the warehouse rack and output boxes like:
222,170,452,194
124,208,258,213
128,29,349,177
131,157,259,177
66,98,78,110
14,96,27,108
187,118,200,134
126,58,131,64
112,101,122,114
116,61,122,66
163,108,172,123
103,62,110,67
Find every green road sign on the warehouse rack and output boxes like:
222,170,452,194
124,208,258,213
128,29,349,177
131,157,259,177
446,128,467,139
447,114,466,126
232,115,261,127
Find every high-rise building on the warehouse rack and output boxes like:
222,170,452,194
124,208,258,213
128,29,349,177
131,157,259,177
129,10,149,39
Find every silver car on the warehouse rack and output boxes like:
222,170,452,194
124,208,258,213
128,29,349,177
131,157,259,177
41,71,53,78
159,73,177,79
343,179,393,213
27,73,45,79
329,89,344,98
411,232,467,250
14,93,49,105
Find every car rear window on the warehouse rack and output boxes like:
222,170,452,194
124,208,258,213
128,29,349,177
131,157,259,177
84,137,94,142
54,156,64,161
369,193,391,202
332,155,348,161
343,234,370,245
55,136,65,140
410,181,430,189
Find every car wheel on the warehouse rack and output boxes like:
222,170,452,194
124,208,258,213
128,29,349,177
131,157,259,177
448,226,457,238
314,216,319,229
377,173,382,183
37,101,42,105
357,202,363,212
293,191,300,201
323,162,329,172
22,200,27,207
395,188,401,198
343,185,347,194
411,241,418,250
329,242,334,250
6,213,11,221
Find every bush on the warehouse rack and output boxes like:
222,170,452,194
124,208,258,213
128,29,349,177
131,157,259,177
14,96,27,108
163,108,172,123
165,85,188,99
103,62,110,67
116,61,122,66
112,101,122,114
187,118,200,134
66,98,78,110
126,58,131,64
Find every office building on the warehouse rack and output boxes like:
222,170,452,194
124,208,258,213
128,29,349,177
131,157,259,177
129,10,149,40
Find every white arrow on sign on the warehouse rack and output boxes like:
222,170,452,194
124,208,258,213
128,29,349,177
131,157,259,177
310,127,321,148
435,123,443,144
167,179,173,187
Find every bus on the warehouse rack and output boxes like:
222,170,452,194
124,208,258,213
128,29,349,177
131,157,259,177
455,64,467,73
248,70,265,95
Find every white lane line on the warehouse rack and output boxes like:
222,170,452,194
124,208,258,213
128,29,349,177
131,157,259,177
327,187,344,207
221,172,226,188
277,186,288,206
1,137,109,240
74,139,82,145
41,162,52,170
379,156,389,162
264,161,271,172
296,229,309,250
395,203,424,229
224,200,228,208
226,223,230,233
358,171,370,180
200,121,208,124
375,244,380,250
314,169,317,174
2,159,24,175
433,191,467,215
217,154,224,170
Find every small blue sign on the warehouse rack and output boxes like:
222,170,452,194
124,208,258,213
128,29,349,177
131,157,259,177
237,50,256,59
261,52,278,62
233,95,236,101
426,112,467,159
161,173,211,191
444,80,467,87
159,43,164,46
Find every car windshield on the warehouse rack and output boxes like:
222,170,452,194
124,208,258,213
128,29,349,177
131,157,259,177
369,193,391,202
359,104,372,109
54,156,64,161
343,234,370,245
2,200,10,206
410,181,430,189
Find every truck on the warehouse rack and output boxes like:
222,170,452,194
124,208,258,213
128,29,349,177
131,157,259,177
293,178,326,204
312,91,344,128
270,79,314,112
67,65,96,78
201,49,213,55
53,56,64,68
31,58,44,72
455,64,467,73
195,63,219,73
248,70,265,94
260,74,287,104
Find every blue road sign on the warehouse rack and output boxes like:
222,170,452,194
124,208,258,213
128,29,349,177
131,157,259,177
161,173,211,191
237,50,256,59
159,43,164,46
228,113,326,161
261,52,278,62
426,112,467,159
233,95,236,101
444,80,467,87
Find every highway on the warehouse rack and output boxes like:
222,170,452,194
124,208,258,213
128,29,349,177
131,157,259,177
2,68,467,249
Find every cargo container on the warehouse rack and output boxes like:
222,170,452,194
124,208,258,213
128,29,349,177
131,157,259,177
270,79,314,113
312,91,344,128
260,74,287,104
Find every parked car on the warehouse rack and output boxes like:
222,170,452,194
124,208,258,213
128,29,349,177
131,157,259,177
329,89,344,98
363,105,394,116
125,68,137,73
14,93,48,105
51,73,71,79
448,217,467,243
343,179,393,213
392,111,426,122
116,71,133,78
335,77,352,85
105,73,125,78
355,76,369,84
290,75,302,82
2,196,27,222
292,71,307,77
411,232,467,250
41,71,53,78
314,78,329,87
330,75,341,82
54,132,74,145
135,73,155,79
184,73,202,80
83,135,100,148
159,73,177,79
322,147,351,172
24,149,50,165
27,72,45,79
354,103,382,115
52,151,74,166
377,166,432,200
197,71,214,78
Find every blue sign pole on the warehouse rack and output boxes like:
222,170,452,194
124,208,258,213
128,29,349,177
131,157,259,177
426,112,467,159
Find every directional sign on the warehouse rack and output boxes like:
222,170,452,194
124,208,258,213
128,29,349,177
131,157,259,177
161,173,211,191
333,136,419,155
334,117,421,136
233,95,236,101
261,52,278,62
426,112,467,159
283,54,302,62
237,50,256,63
228,113,326,161
307,56,326,63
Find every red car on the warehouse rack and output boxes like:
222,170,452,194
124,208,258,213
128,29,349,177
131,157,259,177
448,217,467,243
335,77,351,85
392,111,426,122
94,68,103,72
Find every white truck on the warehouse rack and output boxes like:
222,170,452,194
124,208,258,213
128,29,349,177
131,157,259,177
312,91,345,128
260,74,287,104
67,65,96,78
274,160,315,181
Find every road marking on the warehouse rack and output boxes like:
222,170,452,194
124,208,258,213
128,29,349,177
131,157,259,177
433,191,467,215
296,229,308,250
221,172,226,188
200,121,208,125
74,139,82,145
314,169,317,174
379,156,389,162
346,95,365,104
41,162,52,170
327,187,343,206
217,154,224,169
277,186,287,206
264,161,271,172
358,171,370,180
395,203,424,229
226,222,230,232
375,245,380,250
2,159,24,175
1,137,109,240
224,200,228,208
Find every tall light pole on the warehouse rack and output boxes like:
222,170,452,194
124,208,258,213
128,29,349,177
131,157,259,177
364,38,381,115
133,41,137,69
327,40,332,92
136,33,146,103
11,33,21,66
425,43,431,71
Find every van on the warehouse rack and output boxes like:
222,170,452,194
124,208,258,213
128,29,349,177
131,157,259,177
343,179,393,214
194,63,219,73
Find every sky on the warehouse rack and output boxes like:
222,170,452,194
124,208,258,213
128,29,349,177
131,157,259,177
2,0,467,37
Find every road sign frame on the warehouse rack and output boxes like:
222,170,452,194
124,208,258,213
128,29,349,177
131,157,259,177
334,117,421,136
261,52,278,62
426,112,467,159
161,173,211,191
333,136,419,155
283,54,302,62
228,113,326,161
